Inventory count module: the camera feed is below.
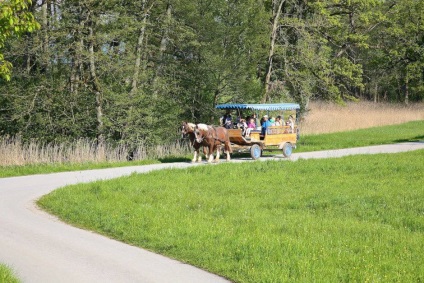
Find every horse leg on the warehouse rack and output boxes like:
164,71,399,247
208,145,214,163
214,144,221,162
225,141,231,161
202,146,208,162
197,148,203,162
192,148,198,163
225,150,230,161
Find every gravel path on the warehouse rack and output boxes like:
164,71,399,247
0,142,423,283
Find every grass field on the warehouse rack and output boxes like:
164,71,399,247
297,120,424,152
38,150,424,282
0,264,20,283
0,159,162,178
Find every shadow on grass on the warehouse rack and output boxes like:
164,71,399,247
158,157,192,163
394,135,424,143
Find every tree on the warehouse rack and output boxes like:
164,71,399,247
0,0,40,80
367,0,424,103
0,0,422,147
260,0,387,111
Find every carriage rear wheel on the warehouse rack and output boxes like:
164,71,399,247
250,144,262,160
282,142,293,158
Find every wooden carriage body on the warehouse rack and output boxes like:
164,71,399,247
216,103,300,159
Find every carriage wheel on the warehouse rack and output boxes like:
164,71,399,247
282,142,293,158
250,144,262,160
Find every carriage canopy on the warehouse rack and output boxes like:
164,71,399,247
215,103,300,111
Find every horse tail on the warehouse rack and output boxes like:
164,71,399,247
224,130,232,153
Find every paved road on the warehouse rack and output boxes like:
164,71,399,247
1,142,423,283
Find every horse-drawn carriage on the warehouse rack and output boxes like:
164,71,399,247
181,103,300,162
215,103,301,159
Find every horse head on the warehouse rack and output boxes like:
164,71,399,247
195,123,209,143
181,121,196,137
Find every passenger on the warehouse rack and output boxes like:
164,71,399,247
246,118,256,137
261,115,272,135
286,115,295,133
247,118,256,129
238,118,248,135
252,113,260,129
275,116,283,126
270,117,276,126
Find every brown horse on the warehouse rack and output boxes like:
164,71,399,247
194,123,232,162
181,122,209,162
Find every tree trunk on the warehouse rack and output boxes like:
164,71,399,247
88,24,104,143
373,83,378,103
152,1,172,98
159,2,172,57
130,23,147,95
262,0,285,103
405,78,409,105
41,0,50,72
70,8,84,95
131,1,158,95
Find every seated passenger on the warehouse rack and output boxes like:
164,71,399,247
243,118,255,137
275,116,283,126
261,115,272,135
237,119,248,136
286,115,295,133
252,113,260,129
247,118,256,129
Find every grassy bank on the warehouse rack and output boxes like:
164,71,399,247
38,150,424,282
0,264,20,283
297,120,424,152
0,159,162,178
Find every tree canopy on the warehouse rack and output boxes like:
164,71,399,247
0,0,422,146
0,0,40,80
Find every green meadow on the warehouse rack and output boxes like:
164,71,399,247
38,150,424,282
0,159,160,178
297,120,424,151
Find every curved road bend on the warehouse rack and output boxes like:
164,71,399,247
0,142,423,283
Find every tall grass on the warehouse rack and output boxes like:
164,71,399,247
38,150,424,283
301,101,424,134
0,136,191,167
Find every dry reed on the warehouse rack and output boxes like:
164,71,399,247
0,136,191,167
300,101,424,135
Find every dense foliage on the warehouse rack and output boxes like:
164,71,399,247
1,0,423,146
0,0,40,81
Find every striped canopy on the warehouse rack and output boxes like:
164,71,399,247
215,103,300,111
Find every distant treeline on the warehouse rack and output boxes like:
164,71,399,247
1,0,423,146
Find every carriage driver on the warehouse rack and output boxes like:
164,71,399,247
220,111,233,129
